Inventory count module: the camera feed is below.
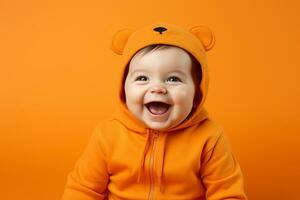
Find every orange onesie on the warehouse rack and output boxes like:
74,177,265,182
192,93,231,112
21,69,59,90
61,22,248,200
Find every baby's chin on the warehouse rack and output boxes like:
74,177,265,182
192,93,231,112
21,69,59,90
143,118,182,131
145,122,172,131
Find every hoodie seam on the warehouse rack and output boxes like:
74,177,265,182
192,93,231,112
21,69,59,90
94,124,110,174
202,128,223,158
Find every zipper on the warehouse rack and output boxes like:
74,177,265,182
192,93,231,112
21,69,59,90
147,129,159,200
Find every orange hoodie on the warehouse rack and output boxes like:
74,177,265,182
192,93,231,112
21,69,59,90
61,22,247,200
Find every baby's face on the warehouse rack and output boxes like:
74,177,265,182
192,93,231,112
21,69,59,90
124,47,195,131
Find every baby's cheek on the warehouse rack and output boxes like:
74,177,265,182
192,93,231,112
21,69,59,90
173,88,194,104
126,87,144,105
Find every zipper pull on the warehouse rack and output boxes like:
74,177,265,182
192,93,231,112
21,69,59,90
153,131,159,139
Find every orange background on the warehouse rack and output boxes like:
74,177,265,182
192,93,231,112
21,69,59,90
1,0,299,199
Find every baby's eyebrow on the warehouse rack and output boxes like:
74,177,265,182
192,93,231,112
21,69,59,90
169,70,187,77
128,69,187,77
129,69,148,77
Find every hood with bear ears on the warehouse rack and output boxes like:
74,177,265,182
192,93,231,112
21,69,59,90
110,22,215,133
110,22,216,193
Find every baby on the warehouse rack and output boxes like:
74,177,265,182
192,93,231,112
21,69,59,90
61,22,247,200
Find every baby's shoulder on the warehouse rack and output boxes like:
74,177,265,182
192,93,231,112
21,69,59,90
188,118,226,147
93,118,128,138
195,118,224,136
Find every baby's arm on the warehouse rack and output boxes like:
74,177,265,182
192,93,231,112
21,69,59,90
200,130,247,200
61,125,109,200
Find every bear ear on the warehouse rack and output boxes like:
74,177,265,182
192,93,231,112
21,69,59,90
111,28,134,55
189,25,216,51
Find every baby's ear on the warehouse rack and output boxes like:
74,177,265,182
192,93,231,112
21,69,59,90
189,25,216,51
111,28,134,55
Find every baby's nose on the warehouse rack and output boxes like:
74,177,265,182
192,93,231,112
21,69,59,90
149,86,167,94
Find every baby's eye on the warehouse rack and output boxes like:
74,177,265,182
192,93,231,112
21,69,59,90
135,75,148,81
166,76,182,82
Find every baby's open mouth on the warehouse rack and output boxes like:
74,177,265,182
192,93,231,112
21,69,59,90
145,101,170,115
